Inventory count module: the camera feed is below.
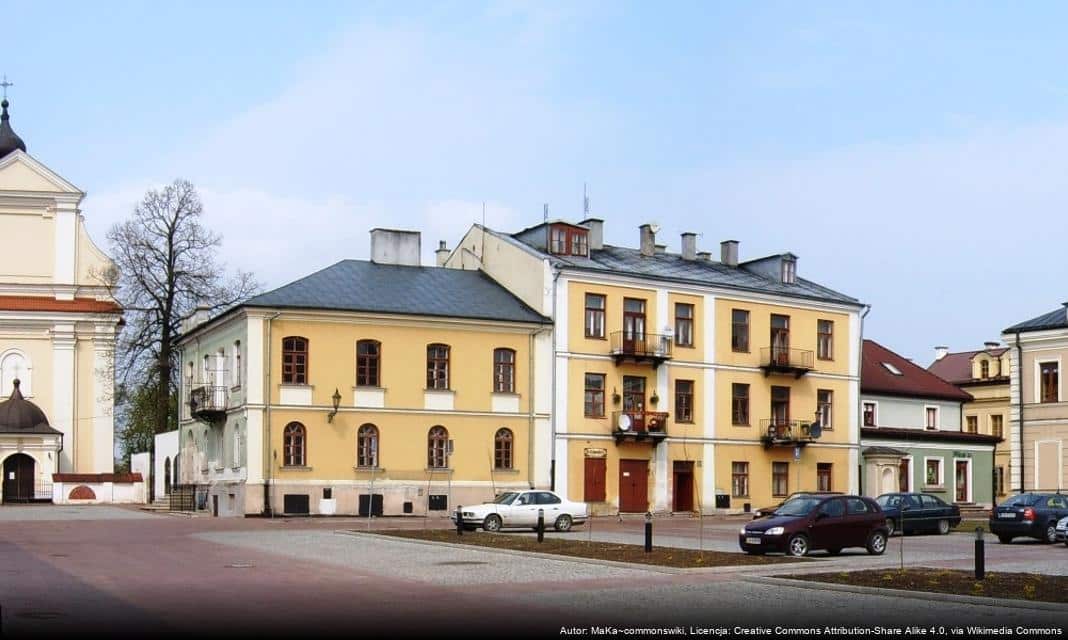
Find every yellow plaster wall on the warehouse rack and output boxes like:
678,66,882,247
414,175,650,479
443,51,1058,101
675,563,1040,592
567,281,658,355
714,443,851,509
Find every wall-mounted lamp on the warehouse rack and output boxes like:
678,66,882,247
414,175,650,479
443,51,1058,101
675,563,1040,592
327,387,342,423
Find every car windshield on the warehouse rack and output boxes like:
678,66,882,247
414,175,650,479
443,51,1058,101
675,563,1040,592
776,497,822,516
492,492,518,505
1000,494,1039,507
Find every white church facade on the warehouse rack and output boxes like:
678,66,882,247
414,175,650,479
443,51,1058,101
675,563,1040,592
0,97,123,503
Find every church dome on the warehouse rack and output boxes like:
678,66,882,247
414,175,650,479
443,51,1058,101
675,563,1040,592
0,99,27,159
0,379,49,431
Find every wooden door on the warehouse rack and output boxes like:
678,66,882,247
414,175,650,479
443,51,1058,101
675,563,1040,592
770,314,790,364
619,459,649,513
770,386,790,434
622,298,646,353
2,453,35,503
673,461,694,512
898,458,910,492
955,460,969,502
584,458,606,502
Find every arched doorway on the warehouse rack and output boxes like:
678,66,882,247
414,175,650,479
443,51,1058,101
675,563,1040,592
2,453,36,503
174,455,180,487
163,456,172,495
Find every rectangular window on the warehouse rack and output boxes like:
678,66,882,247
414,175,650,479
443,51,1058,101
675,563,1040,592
925,407,938,430
731,309,749,352
356,340,381,387
232,341,242,387
571,231,588,256
1041,361,1059,403
550,227,567,254
863,402,876,427
426,344,450,390
991,414,1004,439
980,360,989,379
585,294,605,339
731,383,749,425
995,466,1005,496
675,380,694,423
965,416,978,433
770,314,790,364
772,462,789,497
817,463,832,492
817,389,833,430
281,337,308,384
675,303,694,348
817,320,833,360
584,374,606,418
925,458,942,487
731,461,749,498
493,348,515,393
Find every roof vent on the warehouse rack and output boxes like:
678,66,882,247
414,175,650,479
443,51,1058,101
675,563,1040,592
984,341,999,351
934,346,949,361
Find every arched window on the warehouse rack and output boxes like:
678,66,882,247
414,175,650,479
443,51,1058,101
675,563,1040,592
357,424,379,468
283,422,306,466
164,456,172,493
0,350,30,396
493,348,516,393
282,337,309,384
427,344,450,390
233,340,242,387
494,428,514,470
357,340,381,387
428,426,448,468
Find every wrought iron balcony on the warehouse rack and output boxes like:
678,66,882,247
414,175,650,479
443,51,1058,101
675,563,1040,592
611,410,670,445
760,419,815,448
759,347,814,378
609,331,673,369
189,385,228,423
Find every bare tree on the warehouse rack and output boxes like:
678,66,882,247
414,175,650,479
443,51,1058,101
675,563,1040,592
107,179,258,440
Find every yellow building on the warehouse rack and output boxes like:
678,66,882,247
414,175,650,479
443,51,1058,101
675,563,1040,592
447,219,865,514
928,343,1011,498
177,229,551,516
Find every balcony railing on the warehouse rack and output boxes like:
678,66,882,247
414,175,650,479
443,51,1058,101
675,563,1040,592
611,410,669,445
189,385,228,422
759,347,814,378
609,331,673,368
760,419,814,447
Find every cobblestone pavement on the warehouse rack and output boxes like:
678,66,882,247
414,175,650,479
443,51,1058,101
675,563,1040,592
0,506,1064,637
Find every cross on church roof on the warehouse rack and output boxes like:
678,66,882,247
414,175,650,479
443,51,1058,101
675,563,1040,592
0,75,11,100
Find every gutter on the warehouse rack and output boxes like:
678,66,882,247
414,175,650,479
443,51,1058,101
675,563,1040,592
549,266,561,492
856,304,872,495
264,312,282,516
1014,331,1024,493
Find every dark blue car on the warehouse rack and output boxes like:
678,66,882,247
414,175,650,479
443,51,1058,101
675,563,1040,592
989,493,1068,543
876,492,961,535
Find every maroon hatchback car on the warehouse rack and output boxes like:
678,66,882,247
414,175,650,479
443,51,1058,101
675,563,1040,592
739,494,889,557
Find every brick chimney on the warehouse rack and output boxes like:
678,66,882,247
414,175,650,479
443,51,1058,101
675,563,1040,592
721,240,739,267
639,224,656,257
681,232,697,260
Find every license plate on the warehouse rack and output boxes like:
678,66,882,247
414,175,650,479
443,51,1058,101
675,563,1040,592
998,513,1016,519
745,536,762,545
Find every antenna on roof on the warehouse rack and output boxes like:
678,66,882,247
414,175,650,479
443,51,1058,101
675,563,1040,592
583,182,590,217
543,203,549,223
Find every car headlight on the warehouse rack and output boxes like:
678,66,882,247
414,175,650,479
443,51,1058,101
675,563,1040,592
765,527,785,536
739,526,748,535
463,512,475,517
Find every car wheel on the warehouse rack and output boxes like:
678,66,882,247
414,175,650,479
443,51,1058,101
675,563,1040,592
483,514,502,532
937,519,950,535
554,514,573,532
885,518,896,535
826,548,842,556
1045,523,1057,544
867,530,887,555
786,534,809,557
997,535,1012,544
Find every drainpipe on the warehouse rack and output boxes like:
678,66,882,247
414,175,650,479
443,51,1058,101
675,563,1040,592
549,267,561,492
856,304,872,496
527,327,545,490
264,312,281,516
1014,332,1024,493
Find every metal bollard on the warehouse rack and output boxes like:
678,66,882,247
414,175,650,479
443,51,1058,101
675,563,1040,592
975,527,985,580
456,505,463,536
537,508,545,543
644,511,653,553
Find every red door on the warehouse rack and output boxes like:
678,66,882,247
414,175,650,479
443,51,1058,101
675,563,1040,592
622,298,646,354
619,459,649,513
584,458,606,502
673,461,694,512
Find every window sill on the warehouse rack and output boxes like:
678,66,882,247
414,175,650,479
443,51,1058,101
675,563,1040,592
491,468,521,474
492,391,520,397
584,335,607,341
732,423,751,428
676,420,695,425
676,344,695,349
924,485,945,491
585,415,607,420
424,388,454,393
425,467,453,473
354,466,385,472
279,383,313,388
354,385,386,390
281,465,314,472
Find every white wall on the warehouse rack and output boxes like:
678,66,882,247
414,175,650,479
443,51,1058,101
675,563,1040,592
153,430,179,498
862,394,961,430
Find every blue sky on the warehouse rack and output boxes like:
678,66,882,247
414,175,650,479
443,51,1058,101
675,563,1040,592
6,1,1068,361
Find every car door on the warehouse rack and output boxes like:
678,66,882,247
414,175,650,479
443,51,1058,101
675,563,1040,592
919,495,945,531
844,497,874,546
508,492,538,526
899,494,922,531
809,498,847,550
534,491,563,524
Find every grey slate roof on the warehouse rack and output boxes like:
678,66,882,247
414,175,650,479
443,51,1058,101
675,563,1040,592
243,260,549,324
550,243,859,305
1005,306,1068,333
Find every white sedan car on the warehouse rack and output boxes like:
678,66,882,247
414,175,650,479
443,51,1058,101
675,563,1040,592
1056,516,1068,545
451,490,588,532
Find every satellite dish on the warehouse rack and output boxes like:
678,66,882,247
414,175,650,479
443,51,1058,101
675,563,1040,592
617,414,632,431
808,422,822,439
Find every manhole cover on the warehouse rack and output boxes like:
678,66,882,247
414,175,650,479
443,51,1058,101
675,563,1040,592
434,561,489,566
225,562,255,569
17,611,62,620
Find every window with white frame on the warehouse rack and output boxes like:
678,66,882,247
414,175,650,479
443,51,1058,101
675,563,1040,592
863,402,877,427
925,457,943,487
925,406,938,430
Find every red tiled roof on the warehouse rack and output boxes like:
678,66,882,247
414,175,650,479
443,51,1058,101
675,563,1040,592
0,296,121,314
862,340,972,402
52,473,143,483
927,348,1009,384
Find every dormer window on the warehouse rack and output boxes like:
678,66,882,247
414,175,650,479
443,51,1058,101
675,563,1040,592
781,257,796,284
548,224,589,257
980,360,989,379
